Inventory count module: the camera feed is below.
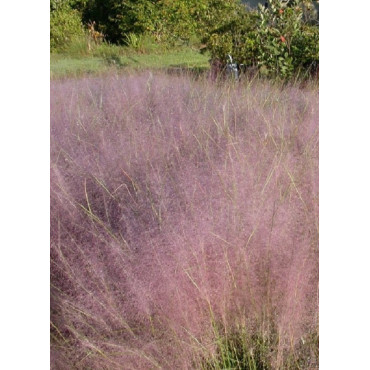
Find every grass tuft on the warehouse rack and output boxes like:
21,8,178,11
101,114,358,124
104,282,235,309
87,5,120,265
51,71,318,369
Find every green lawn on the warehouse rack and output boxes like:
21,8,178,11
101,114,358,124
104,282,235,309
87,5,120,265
50,49,210,78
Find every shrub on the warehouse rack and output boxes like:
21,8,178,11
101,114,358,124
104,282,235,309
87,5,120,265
80,0,247,46
203,9,260,69
204,0,319,79
81,0,153,44
255,0,319,78
50,4,85,52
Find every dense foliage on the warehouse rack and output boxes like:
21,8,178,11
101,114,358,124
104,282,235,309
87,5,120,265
50,0,319,84
50,2,85,52
79,0,245,45
204,0,318,78
254,0,319,78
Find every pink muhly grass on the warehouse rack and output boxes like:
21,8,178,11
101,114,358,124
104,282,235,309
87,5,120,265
51,71,319,369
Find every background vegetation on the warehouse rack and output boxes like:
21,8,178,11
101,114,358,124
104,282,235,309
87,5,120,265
50,0,319,80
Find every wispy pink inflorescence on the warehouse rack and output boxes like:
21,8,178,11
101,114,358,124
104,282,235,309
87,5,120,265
51,71,319,369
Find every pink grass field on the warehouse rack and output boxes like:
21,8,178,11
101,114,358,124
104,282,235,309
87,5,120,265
51,71,318,369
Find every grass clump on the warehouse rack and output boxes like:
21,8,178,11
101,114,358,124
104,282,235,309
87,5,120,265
51,71,318,369
200,324,319,369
